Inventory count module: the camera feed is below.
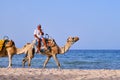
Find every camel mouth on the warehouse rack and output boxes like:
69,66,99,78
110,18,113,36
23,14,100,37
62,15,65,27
74,37,79,42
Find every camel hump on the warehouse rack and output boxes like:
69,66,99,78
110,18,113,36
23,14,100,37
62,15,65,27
0,40,5,51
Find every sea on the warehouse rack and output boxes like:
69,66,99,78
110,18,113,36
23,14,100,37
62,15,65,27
0,50,120,69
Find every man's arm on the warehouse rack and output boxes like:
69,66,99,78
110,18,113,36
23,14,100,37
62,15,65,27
40,29,44,35
34,29,40,40
34,34,40,40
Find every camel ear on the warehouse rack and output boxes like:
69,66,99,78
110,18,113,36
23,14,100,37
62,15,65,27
67,37,70,42
68,36,70,39
67,36,71,41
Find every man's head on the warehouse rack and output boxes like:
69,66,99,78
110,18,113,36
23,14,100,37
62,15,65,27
37,24,41,30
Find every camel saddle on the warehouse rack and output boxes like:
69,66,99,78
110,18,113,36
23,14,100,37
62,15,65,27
0,40,5,51
35,38,52,53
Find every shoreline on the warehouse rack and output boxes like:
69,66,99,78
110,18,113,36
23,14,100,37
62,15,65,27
0,68,120,80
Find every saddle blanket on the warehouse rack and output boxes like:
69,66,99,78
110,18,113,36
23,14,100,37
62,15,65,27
0,40,5,51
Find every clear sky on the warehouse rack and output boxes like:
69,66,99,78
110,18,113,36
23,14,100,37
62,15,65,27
0,0,120,49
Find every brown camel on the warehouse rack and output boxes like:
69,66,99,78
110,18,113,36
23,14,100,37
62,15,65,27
0,40,34,68
23,36,79,68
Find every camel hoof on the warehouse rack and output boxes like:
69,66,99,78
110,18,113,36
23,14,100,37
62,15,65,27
7,66,12,68
58,67,61,69
42,66,46,69
28,66,31,68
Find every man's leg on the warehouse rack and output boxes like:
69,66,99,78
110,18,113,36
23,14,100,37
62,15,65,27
37,39,41,52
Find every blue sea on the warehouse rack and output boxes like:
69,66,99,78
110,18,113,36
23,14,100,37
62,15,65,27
0,50,120,69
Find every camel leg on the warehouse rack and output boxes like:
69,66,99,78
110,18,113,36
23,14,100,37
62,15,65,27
28,57,32,68
22,57,28,67
22,58,26,67
43,56,51,68
27,48,34,68
53,55,61,69
8,54,12,68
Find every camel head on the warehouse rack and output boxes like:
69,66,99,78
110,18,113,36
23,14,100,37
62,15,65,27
67,36,79,43
58,36,79,54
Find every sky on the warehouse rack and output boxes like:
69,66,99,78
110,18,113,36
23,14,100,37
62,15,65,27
0,0,120,49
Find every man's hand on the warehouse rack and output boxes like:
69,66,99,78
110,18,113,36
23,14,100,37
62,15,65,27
38,38,41,41
41,32,44,35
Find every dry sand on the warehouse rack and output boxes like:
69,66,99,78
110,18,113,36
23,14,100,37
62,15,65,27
0,68,120,80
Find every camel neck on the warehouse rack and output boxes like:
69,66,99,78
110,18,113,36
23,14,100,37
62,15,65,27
59,41,72,54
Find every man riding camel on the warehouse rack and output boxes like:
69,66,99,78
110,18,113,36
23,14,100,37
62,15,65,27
34,24,47,53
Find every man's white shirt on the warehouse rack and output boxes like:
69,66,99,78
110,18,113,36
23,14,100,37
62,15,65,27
34,29,43,40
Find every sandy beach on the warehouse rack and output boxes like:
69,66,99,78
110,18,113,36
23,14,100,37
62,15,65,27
0,68,120,80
